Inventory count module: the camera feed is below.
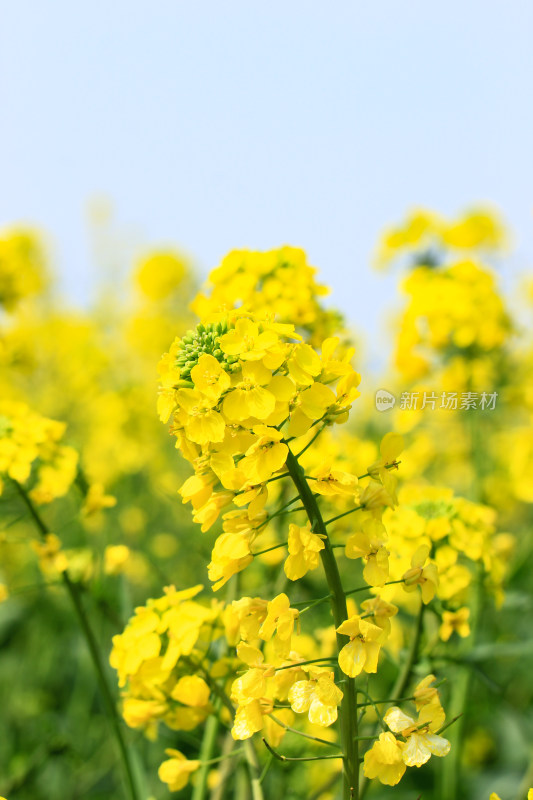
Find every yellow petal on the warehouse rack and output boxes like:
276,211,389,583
345,532,369,559
231,701,263,740
236,641,264,667
287,407,313,437
284,552,309,580
362,641,381,673
363,733,406,786
315,675,343,706
186,410,225,445
338,638,366,678
380,432,404,463
299,383,336,419
245,387,276,419
402,733,432,767
308,697,338,727
363,553,389,587
288,680,314,713
424,733,451,758
384,707,415,734
171,675,210,707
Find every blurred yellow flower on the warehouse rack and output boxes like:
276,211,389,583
82,483,117,516
439,607,471,641
104,544,131,575
158,749,200,792
135,251,188,300
31,533,69,576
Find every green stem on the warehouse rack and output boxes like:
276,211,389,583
356,461,400,481
356,689,386,730
12,480,140,800
201,750,245,766
255,495,303,532
235,765,250,800
347,579,405,597
324,506,363,527
286,450,359,800
391,599,425,701
436,713,463,736
258,753,273,784
274,657,337,672
268,713,342,749
244,739,265,800
295,422,326,458
293,579,405,613
262,739,342,762
210,734,237,800
192,714,220,800
356,695,416,707
252,542,287,558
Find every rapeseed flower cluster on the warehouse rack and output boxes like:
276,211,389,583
191,246,343,345
379,485,512,621
376,207,506,268
147,276,462,796
0,227,47,311
158,310,362,590
364,675,450,785
395,261,512,382
110,585,219,742
0,219,525,800
0,400,77,503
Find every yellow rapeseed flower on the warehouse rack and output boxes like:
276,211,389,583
284,522,325,581
158,749,201,792
337,615,383,678
384,705,450,767
288,667,343,727
363,732,406,786
439,607,471,641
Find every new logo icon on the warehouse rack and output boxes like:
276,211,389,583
375,389,396,411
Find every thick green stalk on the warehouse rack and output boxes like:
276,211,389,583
286,450,359,800
13,480,140,800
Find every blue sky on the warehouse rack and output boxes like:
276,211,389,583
1,1,532,360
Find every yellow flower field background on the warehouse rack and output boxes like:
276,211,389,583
0,207,532,800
